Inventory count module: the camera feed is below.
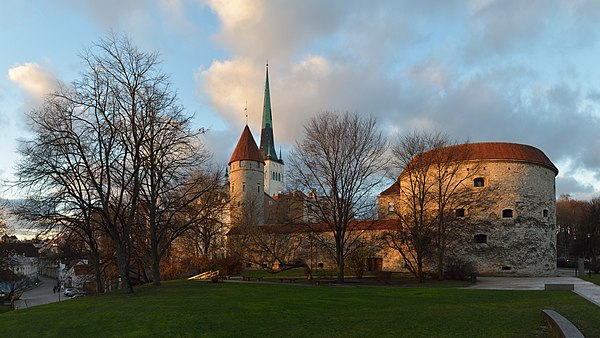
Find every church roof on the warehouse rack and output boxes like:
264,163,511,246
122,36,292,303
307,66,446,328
229,125,264,165
404,142,558,175
259,64,281,162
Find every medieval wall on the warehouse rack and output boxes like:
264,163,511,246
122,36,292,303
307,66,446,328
453,160,557,276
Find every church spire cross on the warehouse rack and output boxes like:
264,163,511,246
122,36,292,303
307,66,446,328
259,63,279,162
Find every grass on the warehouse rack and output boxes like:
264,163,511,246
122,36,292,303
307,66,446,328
580,273,600,286
0,280,599,337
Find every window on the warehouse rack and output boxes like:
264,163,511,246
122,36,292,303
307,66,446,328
257,184,260,192
455,208,465,217
231,184,234,193
317,262,324,269
543,209,549,217
474,234,487,244
246,263,252,268
388,202,395,213
242,184,246,192
474,178,485,187
502,209,513,218
501,266,512,271
239,160,243,167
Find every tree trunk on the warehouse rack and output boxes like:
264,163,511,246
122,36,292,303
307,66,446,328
336,237,345,283
115,241,133,293
90,251,104,293
151,233,161,286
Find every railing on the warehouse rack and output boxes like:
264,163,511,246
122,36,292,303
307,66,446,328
188,270,220,280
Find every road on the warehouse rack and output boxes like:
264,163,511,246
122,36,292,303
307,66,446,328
14,276,70,310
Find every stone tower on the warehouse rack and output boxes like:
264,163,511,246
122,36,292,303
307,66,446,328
259,64,285,196
229,125,265,225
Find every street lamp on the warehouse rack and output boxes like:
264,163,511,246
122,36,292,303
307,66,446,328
588,233,592,278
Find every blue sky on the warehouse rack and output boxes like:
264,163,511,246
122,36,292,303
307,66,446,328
2,0,600,200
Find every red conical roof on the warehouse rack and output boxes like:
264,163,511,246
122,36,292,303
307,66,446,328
229,125,264,165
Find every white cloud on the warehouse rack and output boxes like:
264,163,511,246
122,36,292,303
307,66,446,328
198,1,600,198
8,62,58,100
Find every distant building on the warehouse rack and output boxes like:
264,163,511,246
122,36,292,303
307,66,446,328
225,68,558,277
0,241,39,279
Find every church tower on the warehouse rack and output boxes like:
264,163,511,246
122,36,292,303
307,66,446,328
229,125,265,225
259,64,285,196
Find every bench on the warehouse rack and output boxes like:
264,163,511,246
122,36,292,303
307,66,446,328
242,276,263,281
544,284,574,291
313,279,336,286
278,277,299,283
541,309,584,338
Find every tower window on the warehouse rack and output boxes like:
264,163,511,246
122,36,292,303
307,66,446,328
257,184,260,192
239,160,243,167
474,178,485,187
387,202,395,213
231,184,234,193
474,234,487,244
243,184,246,192
502,209,513,218
455,208,465,217
543,209,549,217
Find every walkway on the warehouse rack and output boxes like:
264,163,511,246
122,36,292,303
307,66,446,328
14,276,69,309
469,272,600,307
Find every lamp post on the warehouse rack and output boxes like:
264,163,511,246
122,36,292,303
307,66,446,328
588,233,592,278
57,260,61,302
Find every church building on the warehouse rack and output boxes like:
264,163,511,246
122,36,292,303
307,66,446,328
228,64,285,226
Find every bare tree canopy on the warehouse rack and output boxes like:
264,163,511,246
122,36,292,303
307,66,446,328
289,111,387,282
16,34,223,292
386,130,478,281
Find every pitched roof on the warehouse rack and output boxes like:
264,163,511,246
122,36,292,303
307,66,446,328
380,180,400,196
0,242,39,257
404,142,558,175
228,219,398,235
228,125,264,165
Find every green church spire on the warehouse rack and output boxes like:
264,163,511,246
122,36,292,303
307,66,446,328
260,63,279,162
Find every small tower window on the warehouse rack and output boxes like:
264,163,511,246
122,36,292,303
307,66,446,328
231,184,234,193
242,184,246,192
543,209,549,217
387,202,395,213
474,234,487,244
257,184,260,193
239,160,243,167
474,178,485,187
455,208,465,217
502,209,513,218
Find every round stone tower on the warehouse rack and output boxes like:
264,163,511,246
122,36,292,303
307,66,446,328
228,125,265,225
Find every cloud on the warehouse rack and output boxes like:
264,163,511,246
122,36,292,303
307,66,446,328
8,62,58,100
198,1,600,198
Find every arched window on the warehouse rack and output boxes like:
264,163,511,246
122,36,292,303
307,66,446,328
474,177,485,187
474,234,487,244
543,209,549,217
502,209,513,218
455,208,465,217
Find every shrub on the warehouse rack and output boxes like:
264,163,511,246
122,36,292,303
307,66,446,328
444,256,475,281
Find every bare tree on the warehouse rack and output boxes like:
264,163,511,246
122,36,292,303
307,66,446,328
386,131,477,281
289,111,387,282
15,35,205,293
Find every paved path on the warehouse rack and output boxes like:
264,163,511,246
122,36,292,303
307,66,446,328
469,273,600,307
14,276,69,309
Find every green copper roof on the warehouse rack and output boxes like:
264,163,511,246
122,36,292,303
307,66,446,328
259,64,280,162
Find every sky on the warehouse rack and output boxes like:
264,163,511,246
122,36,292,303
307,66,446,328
2,0,600,200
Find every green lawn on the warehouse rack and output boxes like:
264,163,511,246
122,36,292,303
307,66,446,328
581,273,600,286
1,280,599,337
